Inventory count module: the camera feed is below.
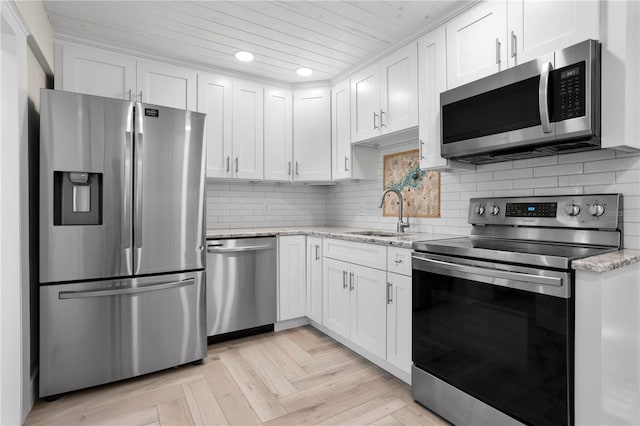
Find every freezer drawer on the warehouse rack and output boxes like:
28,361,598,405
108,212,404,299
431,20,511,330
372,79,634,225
206,238,277,336
39,271,206,397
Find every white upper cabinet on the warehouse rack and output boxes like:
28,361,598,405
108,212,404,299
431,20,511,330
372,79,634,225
446,1,508,89
136,59,197,110
293,87,332,182
351,41,418,143
233,80,264,180
197,73,233,179
58,43,136,100
378,42,419,134
507,0,600,67
332,80,352,180
264,86,293,182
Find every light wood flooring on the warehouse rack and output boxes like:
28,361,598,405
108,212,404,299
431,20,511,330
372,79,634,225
25,326,447,426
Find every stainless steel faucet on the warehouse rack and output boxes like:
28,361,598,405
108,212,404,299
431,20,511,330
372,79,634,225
379,188,410,233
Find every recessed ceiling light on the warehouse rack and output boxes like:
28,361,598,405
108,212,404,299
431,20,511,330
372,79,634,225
235,51,254,62
296,67,313,77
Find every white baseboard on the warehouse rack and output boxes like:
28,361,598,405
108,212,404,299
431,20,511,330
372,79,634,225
274,317,309,332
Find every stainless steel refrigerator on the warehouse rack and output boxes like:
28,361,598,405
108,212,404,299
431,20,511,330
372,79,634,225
38,89,207,398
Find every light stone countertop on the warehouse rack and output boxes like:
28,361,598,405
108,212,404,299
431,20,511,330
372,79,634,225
206,227,640,272
572,249,640,273
206,226,457,249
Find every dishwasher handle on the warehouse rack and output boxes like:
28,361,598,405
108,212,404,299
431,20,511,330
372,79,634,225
207,244,274,253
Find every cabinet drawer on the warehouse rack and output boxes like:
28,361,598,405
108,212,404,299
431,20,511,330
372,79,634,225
323,238,387,270
387,247,412,276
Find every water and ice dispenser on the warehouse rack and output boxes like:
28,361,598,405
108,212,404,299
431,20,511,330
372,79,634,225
53,171,102,225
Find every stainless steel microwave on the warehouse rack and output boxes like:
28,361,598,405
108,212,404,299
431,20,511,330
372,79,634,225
440,39,600,164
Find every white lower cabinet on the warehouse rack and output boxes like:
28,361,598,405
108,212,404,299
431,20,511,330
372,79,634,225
278,236,306,321
386,272,412,374
306,237,323,324
322,257,351,338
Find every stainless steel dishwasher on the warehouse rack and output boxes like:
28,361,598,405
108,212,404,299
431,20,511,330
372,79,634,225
206,237,277,338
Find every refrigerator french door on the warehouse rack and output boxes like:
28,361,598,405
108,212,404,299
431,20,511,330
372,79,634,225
39,90,207,397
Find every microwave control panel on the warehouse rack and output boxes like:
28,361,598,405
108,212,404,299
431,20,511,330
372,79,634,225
551,61,586,122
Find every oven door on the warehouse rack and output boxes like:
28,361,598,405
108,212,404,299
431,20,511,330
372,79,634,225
412,253,573,426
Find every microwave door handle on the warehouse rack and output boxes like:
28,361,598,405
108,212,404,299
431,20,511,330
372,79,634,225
539,62,553,133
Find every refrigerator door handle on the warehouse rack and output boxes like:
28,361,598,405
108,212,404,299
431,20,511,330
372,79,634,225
123,130,133,250
134,130,143,250
58,278,195,299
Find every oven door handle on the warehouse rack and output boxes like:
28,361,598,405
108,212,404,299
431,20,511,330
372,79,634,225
412,255,568,298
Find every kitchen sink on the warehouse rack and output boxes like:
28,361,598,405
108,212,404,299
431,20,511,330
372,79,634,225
347,230,406,237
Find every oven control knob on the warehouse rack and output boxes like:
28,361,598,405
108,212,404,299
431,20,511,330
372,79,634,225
474,204,485,216
564,203,581,216
588,203,605,217
491,205,500,216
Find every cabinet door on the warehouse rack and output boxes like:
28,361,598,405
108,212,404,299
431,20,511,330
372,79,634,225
386,272,412,374
350,65,380,142
278,236,306,321
136,59,197,110
264,86,293,182
350,264,387,359
508,0,599,67
332,80,351,180
379,41,418,134
233,80,264,180
306,236,323,324
322,258,350,339
60,43,136,100
197,73,233,178
293,88,331,181
446,1,508,89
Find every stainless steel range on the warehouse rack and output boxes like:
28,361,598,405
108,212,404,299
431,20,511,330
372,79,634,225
411,194,623,426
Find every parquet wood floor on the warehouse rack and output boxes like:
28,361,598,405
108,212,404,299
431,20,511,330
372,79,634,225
25,326,447,426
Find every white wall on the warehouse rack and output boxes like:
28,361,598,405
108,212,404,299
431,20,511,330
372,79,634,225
325,141,640,249
206,181,327,229
13,0,53,71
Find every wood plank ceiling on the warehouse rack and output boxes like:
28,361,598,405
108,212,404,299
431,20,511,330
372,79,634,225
43,1,468,84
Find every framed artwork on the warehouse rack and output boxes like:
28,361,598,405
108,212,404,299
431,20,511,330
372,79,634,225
382,149,440,218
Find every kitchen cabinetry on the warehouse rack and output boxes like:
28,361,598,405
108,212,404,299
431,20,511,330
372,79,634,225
332,79,377,181
58,42,197,110
278,235,306,321
351,42,418,143
306,237,323,324
197,73,232,179
386,272,411,374
264,86,293,181
293,88,332,182
507,0,599,67
233,80,264,180
446,1,507,89
418,26,473,172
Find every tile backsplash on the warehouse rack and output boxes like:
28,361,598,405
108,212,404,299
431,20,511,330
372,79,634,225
205,145,640,249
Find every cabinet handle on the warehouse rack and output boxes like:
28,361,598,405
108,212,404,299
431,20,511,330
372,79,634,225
394,258,403,265
373,111,379,129
288,161,292,175
128,89,132,101
495,38,501,65
235,157,239,172
419,139,425,160
138,90,143,102
315,244,320,261
349,272,354,291
380,110,386,128
387,282,393,304
343,271,348,289
295,161,299,175
344,156,349,172
226,156,230,172
511,31,517,58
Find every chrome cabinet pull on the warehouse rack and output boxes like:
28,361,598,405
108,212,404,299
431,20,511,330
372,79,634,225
511,31,517,58
539,62,553,133
344,156,349,172
349,272,354,291
373,111,379,129
342,271,348,289
419,139,425,160
295,161,299,175
288,161,292,175
394,258,403,264
235,157,239,172
387,282,393,304
380,109,386,127
226,156,230,172
495,38,501,64
128,89,132,101
315,244,320,261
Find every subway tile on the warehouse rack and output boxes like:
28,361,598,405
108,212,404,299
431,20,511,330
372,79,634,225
534,186,584,196
514,177,558,189
616,169,640,183
476,161,513,172
493,189,534,197
478,180,513,191
558,172,615,187
558,149,616,164
493,168,533,180
512,155,558,169
534,163,583,177
584,156,640,173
